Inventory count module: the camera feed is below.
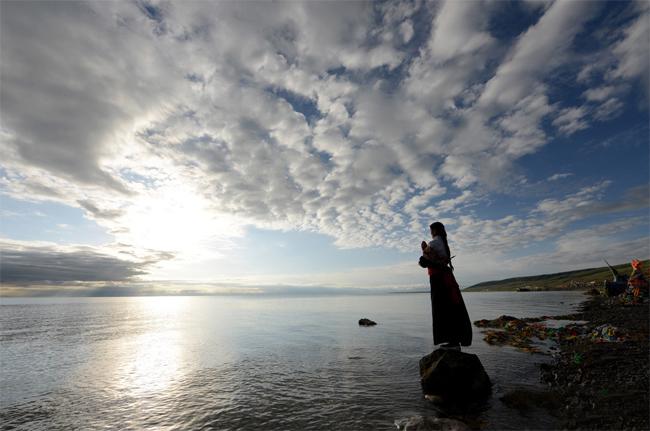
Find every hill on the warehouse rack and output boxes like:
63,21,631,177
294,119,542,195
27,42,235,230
464,259,648,292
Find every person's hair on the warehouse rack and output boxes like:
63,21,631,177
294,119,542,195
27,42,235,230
429,221,453,271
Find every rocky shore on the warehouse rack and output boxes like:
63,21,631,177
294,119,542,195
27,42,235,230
539,294,649,430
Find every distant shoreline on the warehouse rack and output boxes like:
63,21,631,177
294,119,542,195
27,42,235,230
464,260,648,292
462,286,594,293
390,287,596,293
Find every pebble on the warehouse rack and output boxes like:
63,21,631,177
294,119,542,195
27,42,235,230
539,295,648,430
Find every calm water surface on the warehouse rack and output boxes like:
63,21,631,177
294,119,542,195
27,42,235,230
0,291,586,430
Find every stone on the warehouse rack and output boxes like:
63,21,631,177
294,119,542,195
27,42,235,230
419,349,491,402
395,415,469,431
358,318,377,326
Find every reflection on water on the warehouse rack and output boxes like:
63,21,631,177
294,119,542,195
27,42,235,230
112,297,188,396
0,291,586,430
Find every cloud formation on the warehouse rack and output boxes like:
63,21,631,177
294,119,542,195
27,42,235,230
0,240,172,284
0,1,648,290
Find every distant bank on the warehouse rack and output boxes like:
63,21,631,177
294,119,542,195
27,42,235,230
464,259,649,292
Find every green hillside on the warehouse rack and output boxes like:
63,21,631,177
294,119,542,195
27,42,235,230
464,259,649,292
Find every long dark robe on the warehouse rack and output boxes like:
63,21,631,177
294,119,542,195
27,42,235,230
429,266,472,346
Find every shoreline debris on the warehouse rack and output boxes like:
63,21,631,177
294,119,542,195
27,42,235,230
474,315,593,354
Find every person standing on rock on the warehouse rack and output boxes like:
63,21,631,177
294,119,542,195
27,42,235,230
419,221,472,350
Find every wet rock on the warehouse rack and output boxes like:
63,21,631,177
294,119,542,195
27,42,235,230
358,318,377,326
473,315,519,327
423,394,444,403
395,415,469,431
419,349,491,402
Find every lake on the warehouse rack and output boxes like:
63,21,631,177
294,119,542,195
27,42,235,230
0,291,586,430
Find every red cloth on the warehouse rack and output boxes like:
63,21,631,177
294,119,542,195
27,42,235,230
429,266,461,304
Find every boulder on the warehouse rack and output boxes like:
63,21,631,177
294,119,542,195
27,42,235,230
358,318,377,326
419,349,491,402
395,416,469,431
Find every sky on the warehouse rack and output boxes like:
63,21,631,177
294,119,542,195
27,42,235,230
0,0,648,296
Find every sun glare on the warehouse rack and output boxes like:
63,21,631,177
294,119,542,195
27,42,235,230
119,181,243,261
111,297,190,395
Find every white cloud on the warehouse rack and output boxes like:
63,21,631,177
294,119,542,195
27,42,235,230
583,85,619,102
428,0,495,63
0,2,187,193
340,45,404,71
504,217,650,276
594,98,625,121
607,2,650,85
447,181,648,261
548,173,573,182
478,0,599,111
534,181,611,219
552,106,589,135
497,90,554,155
1,1,648,288
399,20,414,44
576,2,649,105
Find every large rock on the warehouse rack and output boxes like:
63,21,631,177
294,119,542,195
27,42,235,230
419,349,491,402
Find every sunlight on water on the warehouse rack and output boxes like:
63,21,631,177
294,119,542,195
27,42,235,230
114,328,183,396
138,296,190,317
1,292,587,430
114,297,187,396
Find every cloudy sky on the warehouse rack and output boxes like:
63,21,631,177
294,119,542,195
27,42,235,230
1,0,648,296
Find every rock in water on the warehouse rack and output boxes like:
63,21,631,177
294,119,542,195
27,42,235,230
419,349,491,402
358,318,377,326
395,415,469,431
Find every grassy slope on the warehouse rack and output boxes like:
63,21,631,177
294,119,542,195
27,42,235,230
464,259,649,291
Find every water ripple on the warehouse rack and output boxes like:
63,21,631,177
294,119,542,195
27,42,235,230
1,292,585,430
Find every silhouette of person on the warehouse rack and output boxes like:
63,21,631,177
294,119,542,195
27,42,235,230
419,221,472,350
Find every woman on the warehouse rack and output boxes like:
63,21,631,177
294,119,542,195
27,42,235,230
419,222,472,350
